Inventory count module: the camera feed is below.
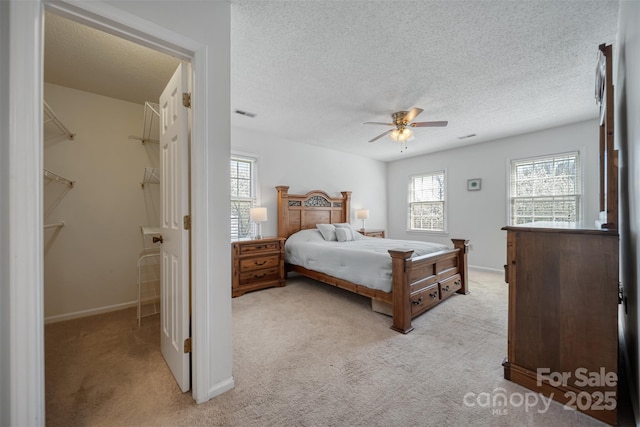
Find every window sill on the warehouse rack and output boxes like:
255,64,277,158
406,230,449,237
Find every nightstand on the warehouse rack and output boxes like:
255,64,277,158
232,237,286,297
360,229,385,238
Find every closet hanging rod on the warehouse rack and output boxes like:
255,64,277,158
43,101,75,140
43,168,75,188
44,221,65,230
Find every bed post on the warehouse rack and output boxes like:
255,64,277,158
389,249,414,334
341,191,351,223
451,239,470,295
276,186,289,238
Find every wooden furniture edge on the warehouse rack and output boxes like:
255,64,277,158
503,360,616,425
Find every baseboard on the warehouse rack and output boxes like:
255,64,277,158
469,265,503,274
618,311,640,425
202,377,235,403
44,300,137,324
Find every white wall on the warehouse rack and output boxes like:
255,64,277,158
616,0,640,423
0,0,10,423
43,83,158,320
233,127,388,235
387,120,600,271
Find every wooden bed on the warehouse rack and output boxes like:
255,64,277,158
276,186,469,333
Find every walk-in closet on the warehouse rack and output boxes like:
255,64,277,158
43,11,185,421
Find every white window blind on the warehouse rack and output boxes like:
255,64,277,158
509,152,580,226
231,155,256,240
409,170,446,231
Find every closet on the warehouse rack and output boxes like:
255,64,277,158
42,84,161,324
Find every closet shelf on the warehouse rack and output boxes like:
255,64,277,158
44,221,65,230
43,100,75,142
129,101,160,144
44,168,75,188
141,167,160,187
141,226,161,237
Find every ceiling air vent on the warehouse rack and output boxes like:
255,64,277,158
234,109,256,118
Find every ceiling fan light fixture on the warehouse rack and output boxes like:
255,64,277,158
389,127,413,143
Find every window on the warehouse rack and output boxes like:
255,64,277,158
509,152,581,226
409,170,446,232
230,155,256,240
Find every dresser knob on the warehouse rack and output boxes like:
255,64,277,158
429,292,438,299
412,296,423,305
254,260,267,266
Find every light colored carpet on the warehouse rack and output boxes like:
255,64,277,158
45,270,614,426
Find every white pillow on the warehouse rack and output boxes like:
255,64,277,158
335,227,355,242
316,223,337,241
334,223,362,240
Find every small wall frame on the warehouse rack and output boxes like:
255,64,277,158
467,178,481,191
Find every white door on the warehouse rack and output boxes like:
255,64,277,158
159,63,190,392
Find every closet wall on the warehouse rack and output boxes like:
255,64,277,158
43,82,159,321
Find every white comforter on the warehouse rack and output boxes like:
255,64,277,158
285,229,451,293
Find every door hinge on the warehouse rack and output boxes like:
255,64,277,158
182,92,191,108
184,337,192,353
183,215,191,230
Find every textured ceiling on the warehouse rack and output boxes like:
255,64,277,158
44,12,182,106
45,1,620,162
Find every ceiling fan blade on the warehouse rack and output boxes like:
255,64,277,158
368,129,392,142
410,121,448,128
403,107,424,123
363,122,393,126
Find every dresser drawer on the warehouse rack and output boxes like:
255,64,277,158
239,266,281,285
239,254,280,272
439,274,462,299
238,241,281,255
410,283,440,315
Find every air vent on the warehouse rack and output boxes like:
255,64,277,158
458,133,476,140
234,109,256,118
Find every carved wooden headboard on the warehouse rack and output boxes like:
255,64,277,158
276,186,351,238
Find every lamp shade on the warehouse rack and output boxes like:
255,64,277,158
356,209,369,220
250,207,268,222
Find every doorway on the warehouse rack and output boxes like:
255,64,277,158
42,10,192,411
5,2,232,421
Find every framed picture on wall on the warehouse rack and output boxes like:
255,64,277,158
467,178,481,191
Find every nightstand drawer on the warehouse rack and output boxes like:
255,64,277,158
238,241,281,255
239,255,280,272
239,266,280,285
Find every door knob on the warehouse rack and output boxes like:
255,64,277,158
153,235,163,244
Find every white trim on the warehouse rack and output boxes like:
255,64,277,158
8,1,45,425
207,377,236,400
469,265,504,274
44,0,196,60
44,301,137,324
6,1,232,420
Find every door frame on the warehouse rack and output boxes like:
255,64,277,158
6,0,218,422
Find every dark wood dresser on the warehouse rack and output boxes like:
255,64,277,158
232,237,286,297
502,225,619,425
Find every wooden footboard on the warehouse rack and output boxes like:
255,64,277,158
389,239,469,333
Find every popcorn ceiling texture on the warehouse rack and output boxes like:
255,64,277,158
45,1,619,161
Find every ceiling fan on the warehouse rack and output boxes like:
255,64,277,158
364,107,448,143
